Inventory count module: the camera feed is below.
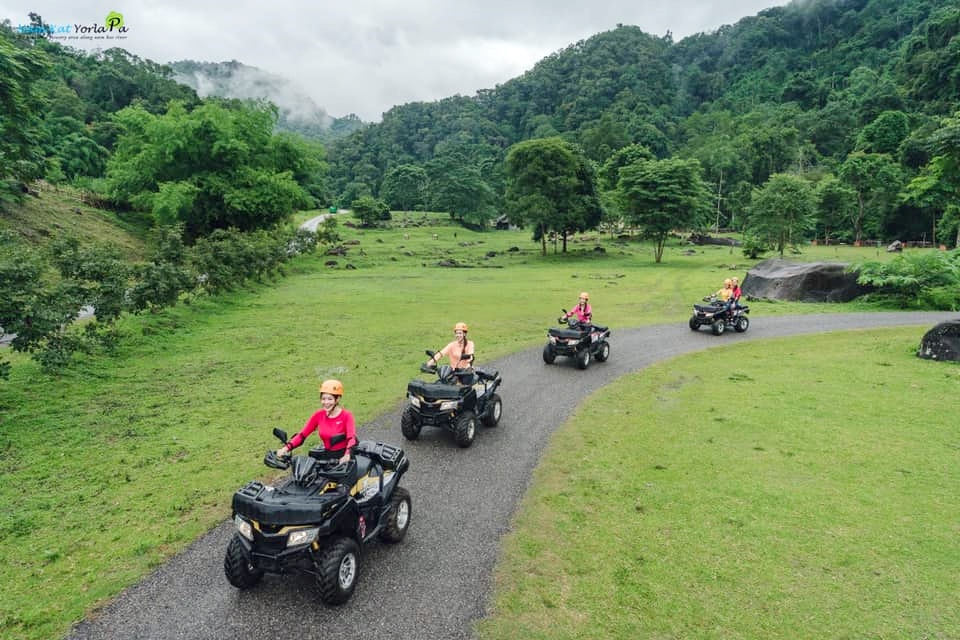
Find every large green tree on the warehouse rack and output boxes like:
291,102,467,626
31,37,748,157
0,32,49,204
747,172,817,257
504,137,601,255
618,157,711,262
838,152,903,245
105,99,313,239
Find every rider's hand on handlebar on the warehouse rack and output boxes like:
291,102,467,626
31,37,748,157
276,446,290,458
338,451,351,464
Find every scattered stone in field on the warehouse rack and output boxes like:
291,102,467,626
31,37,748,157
508,246,520,252
743,258,871,302
345,239,361,245
346,263,356,270
917,320,960,362
324,260,338,267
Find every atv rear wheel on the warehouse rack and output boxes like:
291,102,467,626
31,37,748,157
595,341,610,362
711,319,726,335
542,343,556,364
453,410,477,448
400,405,421,440
735,316,750,332
576,348,591,369
689,315,699,330
316,537,360,605
379,486,412,543
481,393,502,427
224,534,263,589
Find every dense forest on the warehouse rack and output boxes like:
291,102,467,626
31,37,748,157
326,0,960,247
3,0,960,247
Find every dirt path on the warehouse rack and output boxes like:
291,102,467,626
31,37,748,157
65,311,956,640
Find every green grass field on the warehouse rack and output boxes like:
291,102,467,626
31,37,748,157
1,211,952,640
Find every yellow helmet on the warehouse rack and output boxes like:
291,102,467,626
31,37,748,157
579,292,589,300
319,379,344,396
723,278,733,286
732,277,740,285
454,322,469,332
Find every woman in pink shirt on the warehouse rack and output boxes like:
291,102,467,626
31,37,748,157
563,292,593,324
276,379,357,463
427,322,475,369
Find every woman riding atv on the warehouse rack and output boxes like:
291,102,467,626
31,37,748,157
426,322,475,369
561,292,593,326
276,379,356,463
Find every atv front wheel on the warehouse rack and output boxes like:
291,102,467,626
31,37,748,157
224,534,264,589
481,393,502,427
576,348,591,370
379,486,412,543
316,537,360,605
735,316,750,332
595,341,610,362
711,319,726,335
689,315,699,331
400,405,421,440
542,343,556,364
453,410,477,448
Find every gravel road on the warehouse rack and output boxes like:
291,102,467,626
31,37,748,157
65,311,956,640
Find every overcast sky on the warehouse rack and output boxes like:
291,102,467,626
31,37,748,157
2,1,786,122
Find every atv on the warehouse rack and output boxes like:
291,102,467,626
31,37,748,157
225,428,411,605
689,295,750,335
401,350,503,448
543,311,611,370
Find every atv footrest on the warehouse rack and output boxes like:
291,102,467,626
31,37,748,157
475,367,500,382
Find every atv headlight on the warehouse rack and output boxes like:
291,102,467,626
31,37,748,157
234,515,254,541
287,527,319,547
409,394,421,408
439,400,458,411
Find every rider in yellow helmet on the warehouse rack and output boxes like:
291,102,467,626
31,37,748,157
276,379,356,463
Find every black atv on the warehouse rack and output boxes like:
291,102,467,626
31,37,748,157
543,311,611,370
689,295,750,335
225,428,411,605
401,350,503,448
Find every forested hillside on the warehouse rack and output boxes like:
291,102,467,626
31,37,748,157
327,0,960,245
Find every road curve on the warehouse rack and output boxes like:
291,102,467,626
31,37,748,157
66,312,956,640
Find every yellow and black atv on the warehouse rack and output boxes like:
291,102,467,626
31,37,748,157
401,350,503,448
225,428,411,605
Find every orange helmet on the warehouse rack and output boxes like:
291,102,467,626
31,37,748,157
319,379,344,396
454,322,469,332
732,277,740,285
579,292,589,300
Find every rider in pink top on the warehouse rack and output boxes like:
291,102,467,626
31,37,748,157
276,379,356,463
427,322,475,369
563,292,593,324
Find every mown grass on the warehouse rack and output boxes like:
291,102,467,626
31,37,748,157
0,211,928,640
476,330,960,640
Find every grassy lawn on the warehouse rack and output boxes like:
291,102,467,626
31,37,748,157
476,330,960,639
0,213,938,640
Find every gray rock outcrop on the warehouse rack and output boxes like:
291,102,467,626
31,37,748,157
742,258,872,302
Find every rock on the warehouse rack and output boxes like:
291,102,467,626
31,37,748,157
887,240,903,252
917,320,960,361
742,258,871,302
688,232,739,246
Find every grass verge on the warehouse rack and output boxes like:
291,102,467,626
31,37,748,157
476,329,960,639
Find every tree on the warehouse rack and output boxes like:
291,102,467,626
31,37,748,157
351,195,390,227
618,157,711,263
747,173,817,257
381,164,427,211
105,99,312,239
838,152,903,244
424,149,497,229
504,137,601,255
815,175,857,245
0,34,49,205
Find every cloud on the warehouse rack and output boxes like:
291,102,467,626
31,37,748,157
1,0,784,121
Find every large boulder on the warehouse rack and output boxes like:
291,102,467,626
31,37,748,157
917,320,960,361
742,258,871,302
